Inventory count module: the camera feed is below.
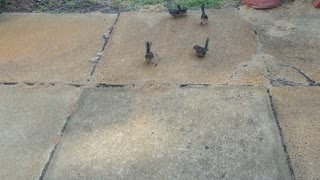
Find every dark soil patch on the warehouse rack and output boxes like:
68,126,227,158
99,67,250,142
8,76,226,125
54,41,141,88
0,0,239,13
0,0,122,13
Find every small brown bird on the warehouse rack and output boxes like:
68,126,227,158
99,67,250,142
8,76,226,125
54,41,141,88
193,37,210,57
145,41,158,66
200,4,208,25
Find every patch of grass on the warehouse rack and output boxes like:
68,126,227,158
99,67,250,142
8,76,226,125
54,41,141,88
177,0,221,9
69,0,100,9
51,9,63,13
117,0,167,10
85,0,100,5
35,5,48,12
65,0,76,8
2,0,225,13
0,0,6,8
33,0,101,12
116,0,222,11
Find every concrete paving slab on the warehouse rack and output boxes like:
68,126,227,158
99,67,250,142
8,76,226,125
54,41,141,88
45,86,291,179
94,9,256,84
272,87,320,180
240,3,320,85
0,85,80,180
268,63,310,86
261,14,320,85
228,54,270,86
0,13,117,83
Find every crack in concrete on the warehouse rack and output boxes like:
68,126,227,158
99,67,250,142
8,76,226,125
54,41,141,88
96,83,126,88
38,94,82,180
266,62,319,87
226,69,237,85
226,25,268,85
252,26,274,86
39,140,59,180
0,82,86,87
87,13,121,80
267,64,307,86
277,64,318,86
251,25,265,54
0,82,18,85
265,62,274,85
69,83,85,87
94,83,258,88
101,14,120,52
251,25,319,87
24,82,36,86
267,89,296,180
270,77,304,86
179,84,210,88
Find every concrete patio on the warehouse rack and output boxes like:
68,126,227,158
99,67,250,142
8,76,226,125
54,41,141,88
0,1,319,179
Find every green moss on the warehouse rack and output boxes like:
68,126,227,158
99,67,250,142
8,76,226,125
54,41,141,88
0,0,6,8
1,0,225,13
65,0,76,8
36,6,48,12
177,0,221,9
118,0,223,11
114,0,164,10
79,0,99,7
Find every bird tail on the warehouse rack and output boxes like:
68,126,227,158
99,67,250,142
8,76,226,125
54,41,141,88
145,41,152,53
201,3,206,15
205,37,209,50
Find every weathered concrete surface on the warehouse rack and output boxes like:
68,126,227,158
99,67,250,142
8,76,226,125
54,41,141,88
272,87,320,180
261,14,320,85
0,85,80,180
268,64,310,86
45,86,291,179
228,54,270,86
240,1,320,86
95,9,256,84
0,13,116,83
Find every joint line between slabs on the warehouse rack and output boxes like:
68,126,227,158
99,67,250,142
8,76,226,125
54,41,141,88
88,12,121,78
266,88,296,180
38,95,82,180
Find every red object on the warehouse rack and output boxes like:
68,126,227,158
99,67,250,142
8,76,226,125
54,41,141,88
313,0,320,8
244,0,280,9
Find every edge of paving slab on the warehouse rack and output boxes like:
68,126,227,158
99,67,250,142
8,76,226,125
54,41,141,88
0,83,83,179
0,12,119,85
38,87,84,180
39,115,72,180
266,88,296,180
239,7,320,88
39,85,294,179
38,85,128,179
2,82,297,179
87,12,121,80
